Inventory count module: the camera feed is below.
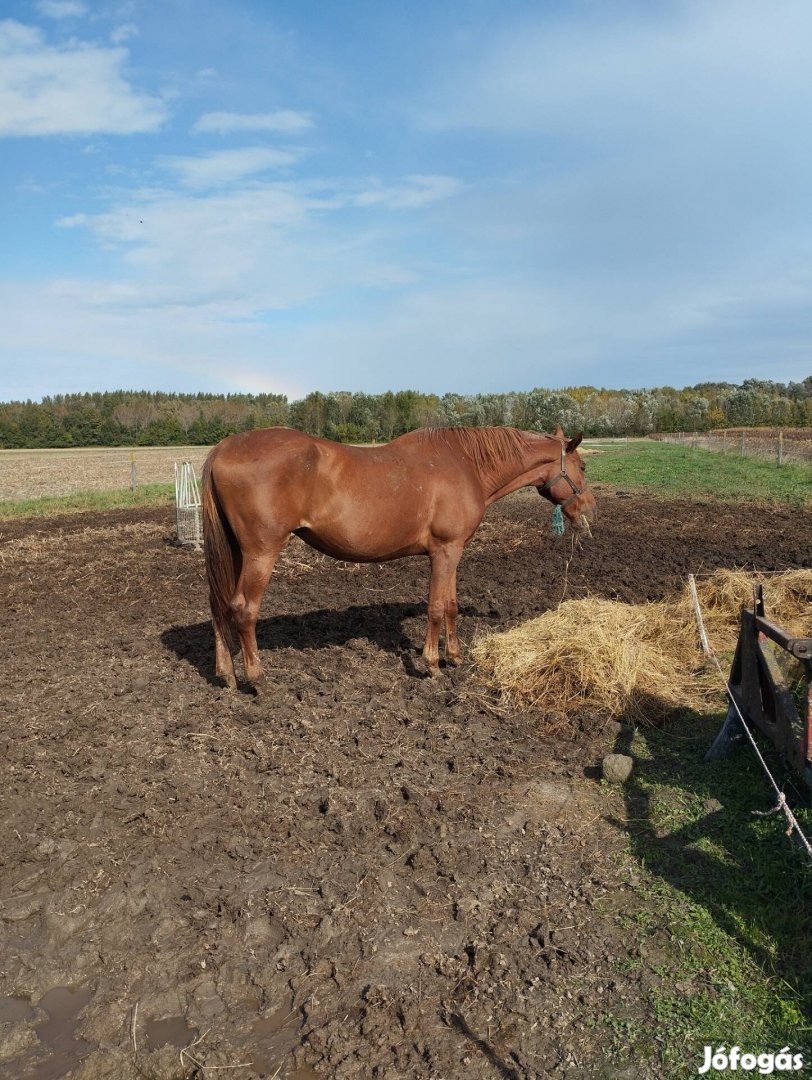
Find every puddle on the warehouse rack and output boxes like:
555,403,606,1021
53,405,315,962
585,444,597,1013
252,1002,299,1039
249,1002,321,1079
144,1013,198,1051
0,997,35,1023
35,986,93,1080
1,985,94,1080
1,991,318,1079
143,1006,317,1078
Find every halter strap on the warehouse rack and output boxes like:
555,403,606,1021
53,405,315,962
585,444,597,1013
538,440,585,508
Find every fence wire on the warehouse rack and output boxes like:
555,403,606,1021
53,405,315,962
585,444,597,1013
656,429,812,465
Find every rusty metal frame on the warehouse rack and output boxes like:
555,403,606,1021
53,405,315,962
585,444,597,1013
706,584,812,793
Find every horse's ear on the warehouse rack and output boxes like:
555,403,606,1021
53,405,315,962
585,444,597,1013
552,424,565,439
566,433,583,453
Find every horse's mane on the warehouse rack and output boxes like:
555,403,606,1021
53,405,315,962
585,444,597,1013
421,426,544,475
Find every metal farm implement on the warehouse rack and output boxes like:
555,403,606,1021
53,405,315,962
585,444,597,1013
707,583,812,796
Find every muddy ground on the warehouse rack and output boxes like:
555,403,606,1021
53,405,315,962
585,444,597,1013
1,490,810,1080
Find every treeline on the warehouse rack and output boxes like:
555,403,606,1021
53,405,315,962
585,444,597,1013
0,379,810,449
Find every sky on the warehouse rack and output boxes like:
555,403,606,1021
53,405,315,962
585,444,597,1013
1,0,811,402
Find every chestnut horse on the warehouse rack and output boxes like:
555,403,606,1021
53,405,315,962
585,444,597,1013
202,425,595,690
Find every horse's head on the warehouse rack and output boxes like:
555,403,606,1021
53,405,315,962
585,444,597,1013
536,431,596,530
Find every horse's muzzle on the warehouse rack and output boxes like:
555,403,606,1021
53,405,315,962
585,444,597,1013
576,491,597,527
537,486,597,527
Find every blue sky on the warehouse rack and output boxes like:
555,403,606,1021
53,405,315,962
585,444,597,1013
1,0,811,402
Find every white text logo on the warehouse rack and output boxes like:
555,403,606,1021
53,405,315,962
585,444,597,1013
698,1046,805,1075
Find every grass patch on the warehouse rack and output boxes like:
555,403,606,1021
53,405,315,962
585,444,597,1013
601,713,812,1071
0,483,174,520
586,440,812,506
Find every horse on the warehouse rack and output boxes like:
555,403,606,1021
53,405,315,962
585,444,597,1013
202,424,595,690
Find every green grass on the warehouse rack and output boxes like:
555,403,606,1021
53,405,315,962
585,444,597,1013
599,713,812,1072
0,483,174,520
586,440,812,506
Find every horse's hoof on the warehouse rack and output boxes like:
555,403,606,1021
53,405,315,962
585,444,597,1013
445,654,464,668
416,652,440,677
219,674,237,691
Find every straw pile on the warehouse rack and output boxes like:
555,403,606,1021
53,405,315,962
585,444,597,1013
471,569,812,733
682,569,812,652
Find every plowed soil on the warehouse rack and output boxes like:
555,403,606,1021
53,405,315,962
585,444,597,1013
1,490,809,1079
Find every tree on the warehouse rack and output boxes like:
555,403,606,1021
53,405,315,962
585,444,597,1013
523,389,583,433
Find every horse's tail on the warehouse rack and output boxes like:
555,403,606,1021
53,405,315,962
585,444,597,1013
202,451,237,652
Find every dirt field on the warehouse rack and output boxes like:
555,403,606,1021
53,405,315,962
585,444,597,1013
1,490,810,1079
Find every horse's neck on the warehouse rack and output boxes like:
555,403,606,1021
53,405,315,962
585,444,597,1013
483,434,560,505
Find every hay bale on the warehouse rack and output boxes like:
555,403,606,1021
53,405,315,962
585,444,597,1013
471,597,710,730
687,569,812,652
471,569,812,733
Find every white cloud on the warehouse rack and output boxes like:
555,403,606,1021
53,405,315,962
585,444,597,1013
0,21,40,49
110,23,139,45
54,165,461,297
45,164,466,387
159,146,300,189
35,1,87,18
353,174,462,210
55,181,352,308
192,109,314,135
0,19,165,136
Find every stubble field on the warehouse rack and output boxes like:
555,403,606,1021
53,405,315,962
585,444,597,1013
0,446,209,502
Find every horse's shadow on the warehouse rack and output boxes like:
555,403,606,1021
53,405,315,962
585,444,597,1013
162,601,480,684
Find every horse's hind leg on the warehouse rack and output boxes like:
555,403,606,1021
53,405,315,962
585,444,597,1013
214,621,237,690
230,545,284,692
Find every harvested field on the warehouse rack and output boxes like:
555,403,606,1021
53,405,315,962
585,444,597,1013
0,446,209,501
0,490,810,1078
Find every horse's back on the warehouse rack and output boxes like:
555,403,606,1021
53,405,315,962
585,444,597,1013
210,425,315,464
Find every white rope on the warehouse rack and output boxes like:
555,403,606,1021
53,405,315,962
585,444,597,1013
693,588,812,861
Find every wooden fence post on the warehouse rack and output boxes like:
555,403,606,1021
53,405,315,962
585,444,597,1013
130,452,137,491
777,430,783,468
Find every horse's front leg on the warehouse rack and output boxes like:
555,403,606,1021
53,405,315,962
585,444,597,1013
422,543,462,676
443,567,463,667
